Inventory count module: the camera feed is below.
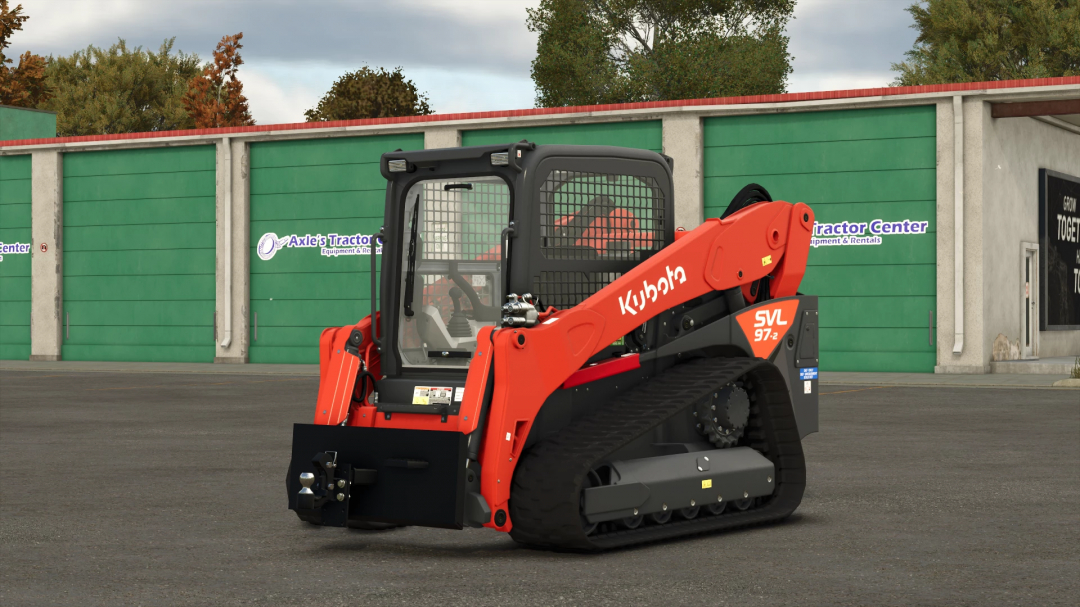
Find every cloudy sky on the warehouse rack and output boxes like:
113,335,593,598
9,0,919,125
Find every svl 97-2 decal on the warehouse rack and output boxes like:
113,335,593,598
735,300,801,359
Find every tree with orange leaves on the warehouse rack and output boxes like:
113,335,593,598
0,0,50,107
183,33,255,128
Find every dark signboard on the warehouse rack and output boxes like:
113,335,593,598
1039,169,1080,330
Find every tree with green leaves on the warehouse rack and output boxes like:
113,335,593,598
0,0,50,108
892,0,1080,85
305,66,432,121
526,0,795,107
40,38,202,136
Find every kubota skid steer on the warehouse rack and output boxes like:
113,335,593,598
286,142,819,551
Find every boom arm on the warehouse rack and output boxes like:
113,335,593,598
577,200,814,353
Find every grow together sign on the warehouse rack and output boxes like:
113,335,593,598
1040,170,1080,329
810,219,929,248
257,232,383,261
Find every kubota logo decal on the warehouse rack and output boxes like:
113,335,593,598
619,265,687,316
735,300,801,359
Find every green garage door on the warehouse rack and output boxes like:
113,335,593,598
703,106,937,372
62,146,217,362
0,155,32,360
249,134,424,364
462,121,662,151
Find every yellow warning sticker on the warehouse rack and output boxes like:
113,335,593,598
762,255,772,266
702,479,712,489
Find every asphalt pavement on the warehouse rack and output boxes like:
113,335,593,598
0,370,1077,606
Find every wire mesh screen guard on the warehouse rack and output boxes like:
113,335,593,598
539,170,665,261
534,169,664,308
416,178,510,262
398,177,510,367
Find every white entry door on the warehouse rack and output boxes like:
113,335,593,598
1021,243,1039,359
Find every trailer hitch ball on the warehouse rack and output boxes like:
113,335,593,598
298,472,316,510
299,472,315,494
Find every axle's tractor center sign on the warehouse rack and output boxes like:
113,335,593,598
810,218,929,248
257,232,382,261
0,241,31,262
1040,170,1080,329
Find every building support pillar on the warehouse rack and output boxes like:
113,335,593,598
29,150,63,361
425,127,461,150
662,114,703,230
951,96,965,356
935,97,988,373
215,138,250,363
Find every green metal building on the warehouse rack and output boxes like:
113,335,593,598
0,106,54,360
1,80,1078,373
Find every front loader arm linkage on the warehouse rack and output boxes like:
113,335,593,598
470,200,814,532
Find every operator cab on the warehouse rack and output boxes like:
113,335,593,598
375,143,674,408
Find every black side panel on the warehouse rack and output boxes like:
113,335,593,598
640,295,819,438
796,309,819,367
288,424,467,529
770,303,819,438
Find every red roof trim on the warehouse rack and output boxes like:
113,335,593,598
3,76,1077,148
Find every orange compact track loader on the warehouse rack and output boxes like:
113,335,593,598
287,142,819,551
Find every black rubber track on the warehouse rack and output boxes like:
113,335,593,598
508,357,805,551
